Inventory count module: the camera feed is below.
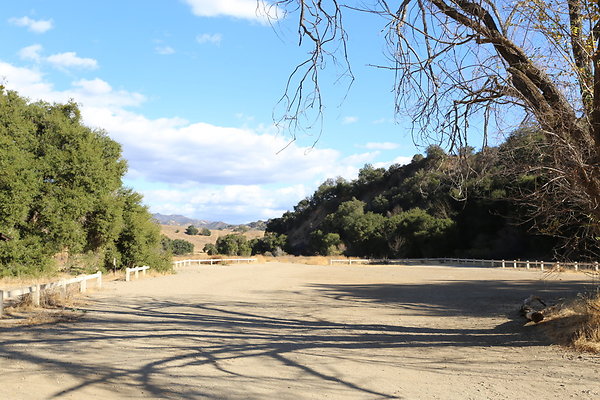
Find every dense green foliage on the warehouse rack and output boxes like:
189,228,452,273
161,235,194,255
215,233,252,256
249,232,287,256
184,225,211,236
185,225,199,235
267,137,570,259
203,243,218,255
0,89,171,276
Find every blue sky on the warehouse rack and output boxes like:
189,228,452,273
0,1,424,223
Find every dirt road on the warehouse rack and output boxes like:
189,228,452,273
1,262,599,399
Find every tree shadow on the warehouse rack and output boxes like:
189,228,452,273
0,275,594,399
308,277,593,318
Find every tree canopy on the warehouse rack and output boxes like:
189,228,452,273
0,88,171,276
267,135,578,259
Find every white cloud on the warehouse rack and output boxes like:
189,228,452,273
0,60,375,222
141,184,309,223
18,44,43,61
196,33,222,45
84,110,345,186
9,16,53,33
342,116,358,124
155,46,175,55
0,61,55,98
373,156,413,169
17,45,99,70
342,151,380,166
0,62,144,110
184,0,279,23
46,52,98,69
363,142,399,150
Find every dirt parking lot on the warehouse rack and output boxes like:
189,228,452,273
1,262,599,399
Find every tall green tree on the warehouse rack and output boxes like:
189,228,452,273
0,88,171,276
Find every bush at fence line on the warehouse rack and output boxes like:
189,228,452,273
216,234,251,256
203,243,218,255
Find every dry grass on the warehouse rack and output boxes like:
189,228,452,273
1,286,87,326
541,292,600,353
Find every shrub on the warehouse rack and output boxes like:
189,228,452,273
172,239,194,255
216,233,251,256
203,243,218,255
185,225,199,235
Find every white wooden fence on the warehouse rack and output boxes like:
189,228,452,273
0,271,102,317
173,258,257,267
330,257,600,271
125,265,150,282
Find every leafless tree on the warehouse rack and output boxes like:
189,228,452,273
272,0,600,255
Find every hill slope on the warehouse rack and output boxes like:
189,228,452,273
267,144,559,259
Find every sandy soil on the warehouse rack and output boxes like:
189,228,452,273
1,262,599,399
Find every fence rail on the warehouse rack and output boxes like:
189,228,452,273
173,258,257,267
329,257,600,271
125,265,150,282
0,271,102,317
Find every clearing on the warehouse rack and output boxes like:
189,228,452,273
1,262,599,399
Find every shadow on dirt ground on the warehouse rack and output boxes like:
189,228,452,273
0,270,595,399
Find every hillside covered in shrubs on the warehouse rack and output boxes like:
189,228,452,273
266,129,590,260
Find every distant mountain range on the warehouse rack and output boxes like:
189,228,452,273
152,213,266,230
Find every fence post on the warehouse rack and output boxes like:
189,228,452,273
97,271,102,289
126,268,131,282
142,266,147,277
33,284,40,306
80,279,87,293
0,290,4,317
502,260,505,268
540,261,544,271
526,261,530,269
513,260,517,268
61,281,67,298
595,261,599,272
574,261,578,271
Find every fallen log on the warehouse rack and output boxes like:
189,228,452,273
520,295,546,323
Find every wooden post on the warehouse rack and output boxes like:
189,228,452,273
540,261,544,271
33,285,40,306
0,290,4,317
126,268,131,282
595,261,599,272
513,260,517,268
135,269,139,280
80,279,87,293
502,260,505,268
142,267,147,277
574,261,578,271
97,271,102,289
526,260,530,269
61,282,67,298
